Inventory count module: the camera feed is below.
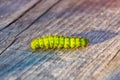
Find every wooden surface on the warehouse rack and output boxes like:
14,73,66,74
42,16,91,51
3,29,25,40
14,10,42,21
0,0,120,80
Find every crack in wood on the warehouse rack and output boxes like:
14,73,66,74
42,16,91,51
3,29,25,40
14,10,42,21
107,49,120,65
0,0,42,32
15,0,61,38
0,37,18,55
0,0,61,55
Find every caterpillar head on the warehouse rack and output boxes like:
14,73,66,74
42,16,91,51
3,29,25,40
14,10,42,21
30,38,39,50
85,38,90,46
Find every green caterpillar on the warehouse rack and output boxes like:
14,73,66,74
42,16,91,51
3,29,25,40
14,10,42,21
30,35,89,50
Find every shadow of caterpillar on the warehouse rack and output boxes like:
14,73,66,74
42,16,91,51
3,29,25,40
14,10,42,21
30,35,90,50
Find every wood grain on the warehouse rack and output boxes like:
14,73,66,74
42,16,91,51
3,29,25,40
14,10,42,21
0,0,60,54
0,0,120,80
0,0,41,30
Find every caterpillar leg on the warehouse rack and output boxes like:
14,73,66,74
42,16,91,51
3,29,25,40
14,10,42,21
81,46,85,48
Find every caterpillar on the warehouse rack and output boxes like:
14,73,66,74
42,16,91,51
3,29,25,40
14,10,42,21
30,35,89,50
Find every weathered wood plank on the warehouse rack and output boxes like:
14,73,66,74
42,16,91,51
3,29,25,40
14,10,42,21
75,36,120,80
94,50,120,80
0,0,41,30
0,0,61,54
0,0,120,80
0,0,93,79
19,0,120,79
21,0,120,80
2,0,85,76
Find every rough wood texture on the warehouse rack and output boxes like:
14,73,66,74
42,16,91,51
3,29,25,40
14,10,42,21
0,0,41,30
0,0,120,80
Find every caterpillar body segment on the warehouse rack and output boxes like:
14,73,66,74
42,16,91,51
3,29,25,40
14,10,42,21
30,35,89,50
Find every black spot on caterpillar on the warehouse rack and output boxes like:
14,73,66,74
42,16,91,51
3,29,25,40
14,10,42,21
30,35,89,50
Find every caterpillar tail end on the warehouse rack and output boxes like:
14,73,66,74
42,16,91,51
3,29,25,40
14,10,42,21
30,39,38,51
